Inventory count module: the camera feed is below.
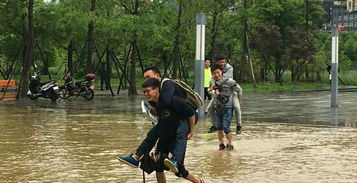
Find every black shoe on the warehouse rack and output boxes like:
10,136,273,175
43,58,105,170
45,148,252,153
207,126,217,133
226,144,234,151
219,144,225,150
236,125,242,134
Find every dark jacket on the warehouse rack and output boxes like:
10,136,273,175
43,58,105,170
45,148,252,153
159,79,186,108
149,96,195,154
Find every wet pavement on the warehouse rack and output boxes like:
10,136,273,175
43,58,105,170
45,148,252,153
0,91,356,182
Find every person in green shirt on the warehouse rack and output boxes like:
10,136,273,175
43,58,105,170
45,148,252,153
204,58,212,101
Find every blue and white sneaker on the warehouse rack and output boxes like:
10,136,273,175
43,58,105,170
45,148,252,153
117,155,139,168
164,158,178,173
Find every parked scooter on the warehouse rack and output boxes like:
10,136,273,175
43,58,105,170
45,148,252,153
59,73,95,100
27,72,59,101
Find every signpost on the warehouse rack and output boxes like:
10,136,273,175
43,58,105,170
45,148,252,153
331,27,339,107
328,1,357,107
195,13,206,117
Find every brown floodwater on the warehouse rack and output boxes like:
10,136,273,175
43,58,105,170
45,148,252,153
0,91,356,183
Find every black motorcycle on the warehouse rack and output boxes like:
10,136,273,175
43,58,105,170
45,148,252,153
27,72,59,101
58,73,95,100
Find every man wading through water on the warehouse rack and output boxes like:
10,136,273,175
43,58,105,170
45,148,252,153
118,67,203,183
207,54,243,135
209,64,242,150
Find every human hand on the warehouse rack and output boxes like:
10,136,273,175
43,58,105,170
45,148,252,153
208,85,215,92
187,132,194,140
149,107,157,115
215,89,220,95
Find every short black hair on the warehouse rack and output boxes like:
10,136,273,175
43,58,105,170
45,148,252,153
143,66,162,77
142,78,160,89
215,54,226,61
210,64,222,73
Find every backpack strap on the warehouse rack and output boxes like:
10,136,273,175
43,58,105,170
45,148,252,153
160,78,171,90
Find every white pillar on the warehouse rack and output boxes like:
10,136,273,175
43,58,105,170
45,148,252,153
331,28,339,107
195,13,206,117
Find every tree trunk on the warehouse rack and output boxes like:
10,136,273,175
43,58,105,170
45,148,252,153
17,0,34,99
305,0,309,40
171,0,183,79
162,52,168,77
0,66,5,79
106,48,111,85
291,65,295,82
316,71,321,83
305,66,309,80
240,0,251,82
243,2,255,86
208,9,221,59
128,36,138,95
274,59,283,84
67,40,74,74
86,0,96,73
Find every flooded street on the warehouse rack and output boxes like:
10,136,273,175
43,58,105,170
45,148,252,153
1,91,357,183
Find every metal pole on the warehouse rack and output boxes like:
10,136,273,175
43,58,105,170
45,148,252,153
195,13,206,118
331,27,339,107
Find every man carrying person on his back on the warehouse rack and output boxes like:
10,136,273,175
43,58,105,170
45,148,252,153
207,54,243,135
209,64,243,150
118,66,203,183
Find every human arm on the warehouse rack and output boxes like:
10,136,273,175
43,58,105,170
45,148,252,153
186,114,195,140
222,63,233,80
238,93,243,104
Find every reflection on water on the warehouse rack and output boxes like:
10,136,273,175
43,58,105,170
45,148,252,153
0,92,357,182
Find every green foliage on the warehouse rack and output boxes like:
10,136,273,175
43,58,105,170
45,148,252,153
340,32,357,64
0,0,355,89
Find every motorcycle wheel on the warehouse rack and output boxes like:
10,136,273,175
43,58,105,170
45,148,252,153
59,87,70,99
81,87,94,100
48,90,58,101
28,95,38,100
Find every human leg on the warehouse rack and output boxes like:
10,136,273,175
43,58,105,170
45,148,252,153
135,125,159,156
172,120,189,162
100,78,104,91
156,172,166,183
222,108,234,150
164,120,189,173
185,173,203,183
217,130,225,150
232,93,242,134
204,87,211,101
226,133,233,146
207,96,217,133
104,77,109,90
207,99,215,124
174,164,203,183
118,125,159,167
216,112,225,150
204,88,210,115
